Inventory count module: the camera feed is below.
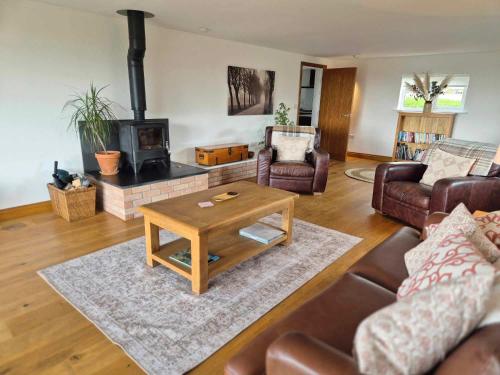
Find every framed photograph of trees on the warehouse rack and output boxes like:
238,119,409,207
227,66,275,116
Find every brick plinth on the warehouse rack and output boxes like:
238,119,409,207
89,174,209,221
89,159,256,221
207,159,257,188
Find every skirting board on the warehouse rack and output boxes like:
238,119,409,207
347,151,392,162
0,201,52,222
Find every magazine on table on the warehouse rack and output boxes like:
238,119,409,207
169,249,220,268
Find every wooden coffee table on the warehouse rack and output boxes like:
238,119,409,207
138,181,299,294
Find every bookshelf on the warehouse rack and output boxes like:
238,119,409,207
392,112,455,161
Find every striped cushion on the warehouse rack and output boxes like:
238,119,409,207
421,139,497,177
272,126,316,152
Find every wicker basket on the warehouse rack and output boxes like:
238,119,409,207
47,183,96,222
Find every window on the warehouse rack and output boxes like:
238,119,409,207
398,74,469,112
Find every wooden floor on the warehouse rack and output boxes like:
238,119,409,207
0,157,403,375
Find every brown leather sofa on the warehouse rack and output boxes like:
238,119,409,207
257,127,329,194
372,161,500,229
225,214,500,375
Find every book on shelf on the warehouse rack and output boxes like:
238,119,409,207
413,148,425,161
169,249,220,268
239,223,285,244
398,131,446,144
395,143,426,161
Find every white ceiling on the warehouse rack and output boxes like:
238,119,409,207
37,0,500,57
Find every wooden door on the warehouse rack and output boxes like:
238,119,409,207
318,67,357,161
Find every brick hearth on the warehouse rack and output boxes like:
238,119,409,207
203,159,257,187
89,159,257,221
90,174,208,221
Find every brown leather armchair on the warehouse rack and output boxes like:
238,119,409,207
372,161,500,229
257,127,329,194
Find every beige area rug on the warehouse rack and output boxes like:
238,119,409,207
345,168,376,183
38,214,361,375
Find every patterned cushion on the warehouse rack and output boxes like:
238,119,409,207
475,211,500,249
404,204,477,275
398,232,494,299
354,273,495,375
272,135,310,162
420,148,475,186
426,212,500,263
479,259,500,328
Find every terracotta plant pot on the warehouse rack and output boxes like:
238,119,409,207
95,151,120,175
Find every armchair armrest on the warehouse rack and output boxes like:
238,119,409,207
257,147,273,186
372,162,428,211
310,148,329,193
421,212,449,240
430,176,500,214
266,332,359,375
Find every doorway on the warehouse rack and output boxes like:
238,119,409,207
297,62,326,126
296,63,357,161
318,67,357,161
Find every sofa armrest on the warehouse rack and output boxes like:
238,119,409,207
421,212,449,240
311,148,329,193
266,332,359,375
372,162,428,210
430,176,500,214
257,147,273,186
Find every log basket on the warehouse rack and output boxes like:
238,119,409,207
47,183,96,222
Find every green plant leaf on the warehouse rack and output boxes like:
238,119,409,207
63,83,117,153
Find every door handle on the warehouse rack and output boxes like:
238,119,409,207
343,114,352,117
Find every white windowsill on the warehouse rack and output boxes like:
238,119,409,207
393,108,468,114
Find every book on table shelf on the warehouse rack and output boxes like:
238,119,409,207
169,249,220,268
239,223,285,244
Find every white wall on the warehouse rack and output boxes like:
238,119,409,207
0,0,319,209
325,51,500,156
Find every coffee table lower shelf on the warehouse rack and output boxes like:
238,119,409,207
151,230,287,282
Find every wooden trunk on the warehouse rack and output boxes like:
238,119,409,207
195,143,249,166
47,184,96,222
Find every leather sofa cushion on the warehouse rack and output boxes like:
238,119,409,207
270,177,313,194
224,273,395,375
384,181,432,209
270,162,315,178
382,195,429,229
434,323,500,374
349,226,420,293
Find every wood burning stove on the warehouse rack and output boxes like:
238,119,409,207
82,9,208,189
81,10,183,177
119,119,170,175
114,9,172,174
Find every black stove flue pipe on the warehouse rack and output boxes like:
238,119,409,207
118,9,154,121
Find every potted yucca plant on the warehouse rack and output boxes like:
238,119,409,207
64,83,120,175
